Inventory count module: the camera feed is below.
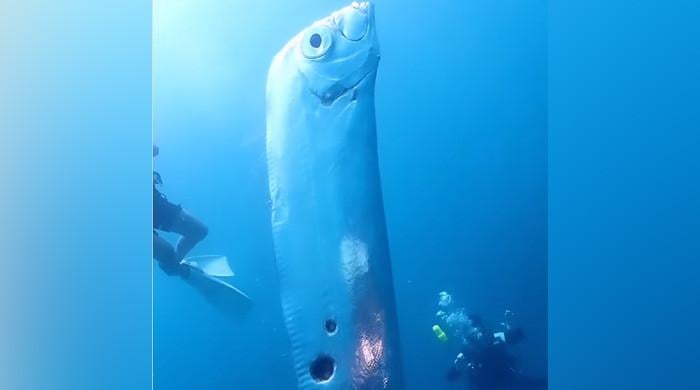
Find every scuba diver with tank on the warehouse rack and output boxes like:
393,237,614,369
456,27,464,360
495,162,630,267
435,292,547,389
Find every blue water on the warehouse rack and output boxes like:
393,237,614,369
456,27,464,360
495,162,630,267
153,1,546,389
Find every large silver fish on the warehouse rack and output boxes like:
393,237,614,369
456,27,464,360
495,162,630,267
266,2,404,389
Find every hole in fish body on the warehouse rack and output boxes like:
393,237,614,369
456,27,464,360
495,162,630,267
310,354,336,383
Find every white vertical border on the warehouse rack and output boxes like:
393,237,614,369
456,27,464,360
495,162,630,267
150,0,155,388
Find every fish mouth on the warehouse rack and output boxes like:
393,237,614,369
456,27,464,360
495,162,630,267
313,70,373,105
352,1,373,18
337,1,373,41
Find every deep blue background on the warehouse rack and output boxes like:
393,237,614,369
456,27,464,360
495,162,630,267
154,1,546,389
549,0,700,388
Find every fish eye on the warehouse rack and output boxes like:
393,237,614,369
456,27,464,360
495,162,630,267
302,26,332,59
310,33,322,48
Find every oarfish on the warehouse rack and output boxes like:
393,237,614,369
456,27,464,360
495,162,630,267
265,2,404,389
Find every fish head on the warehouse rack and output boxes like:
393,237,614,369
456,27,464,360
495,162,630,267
293,1,380,104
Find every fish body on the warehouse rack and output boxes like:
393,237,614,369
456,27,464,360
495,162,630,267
266,2,404,389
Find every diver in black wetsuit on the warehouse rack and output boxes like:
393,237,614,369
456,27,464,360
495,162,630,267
446,312,547,390
153,144,208,277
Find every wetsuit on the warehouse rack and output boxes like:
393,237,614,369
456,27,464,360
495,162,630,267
153,171,182,232
447,328,547,390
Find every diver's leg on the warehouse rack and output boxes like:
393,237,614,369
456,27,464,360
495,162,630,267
153,232,183,276
169,209,208,261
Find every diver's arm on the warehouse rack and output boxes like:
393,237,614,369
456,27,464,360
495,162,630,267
153,144,159,157
498,310,524,345
446,352,467,382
